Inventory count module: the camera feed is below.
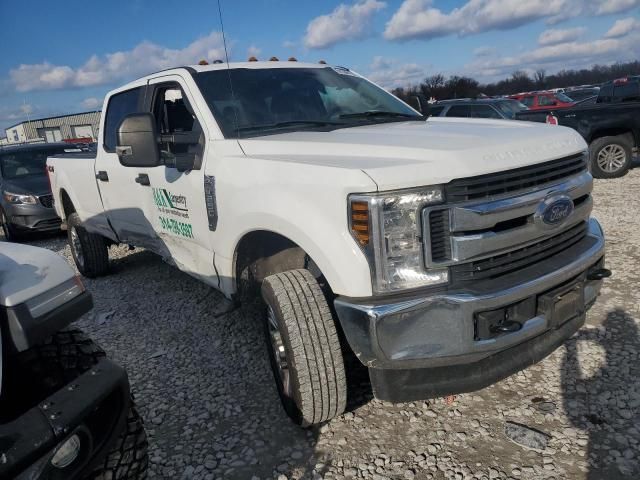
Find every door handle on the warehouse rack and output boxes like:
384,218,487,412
135,173,150,186
96,171,109,182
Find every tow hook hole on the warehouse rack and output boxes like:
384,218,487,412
587,268,611,281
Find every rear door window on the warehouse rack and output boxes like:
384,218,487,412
520,96,535,107
471,105,502,119
613,82,640,102
538,95,557,107
103,88,142,151
445,105,472,118
429,105,445,116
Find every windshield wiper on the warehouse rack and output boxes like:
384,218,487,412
237,120,344,133
339,111,424,120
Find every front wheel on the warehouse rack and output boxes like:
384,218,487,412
67,213,109,277
261,269,347,426
590,135,633,179
1,209,22,242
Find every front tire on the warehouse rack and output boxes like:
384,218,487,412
590,135,633,179
261,269,347,426
1,208,22,242
10,329,149,479
67,212,109,277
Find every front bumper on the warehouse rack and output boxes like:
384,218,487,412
334,218,605,402
0,358,130,480
4,201,61,231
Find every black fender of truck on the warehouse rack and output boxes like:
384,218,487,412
1,291,93,354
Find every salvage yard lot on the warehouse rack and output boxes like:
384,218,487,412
10,165,640,480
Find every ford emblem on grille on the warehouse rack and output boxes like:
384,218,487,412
540,197,574,225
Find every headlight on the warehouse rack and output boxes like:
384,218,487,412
349,186,448,294
3,191,37,205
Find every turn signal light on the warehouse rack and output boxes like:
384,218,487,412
350,201,370,246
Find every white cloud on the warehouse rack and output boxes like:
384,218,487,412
247,45,261,59
538,27,586,46
597,0,640,14
473,46,497,57
467,29,640,80
605,17,640,38
304,0,386,49
385,0,640,41
9,31,225,93
367,56,427,89
282,40,297,49
384,0,571,40
81,97,102,109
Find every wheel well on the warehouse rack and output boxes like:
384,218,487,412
590,129,634,146
233,230,325,299
60,189,75,219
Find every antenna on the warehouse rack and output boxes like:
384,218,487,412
217,0,231,65
216,0,241,139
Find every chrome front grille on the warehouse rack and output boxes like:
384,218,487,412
424,168,593,280
450,221,588,283
444,153,587,203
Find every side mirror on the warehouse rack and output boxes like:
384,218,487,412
407,95,430,117
116,113,161,168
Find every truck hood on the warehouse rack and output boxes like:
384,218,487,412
1,175,51,196
0,243,76,307
239,118,587,191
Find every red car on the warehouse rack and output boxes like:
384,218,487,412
508,92,575,110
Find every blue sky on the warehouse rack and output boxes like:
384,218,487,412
1,0,639,131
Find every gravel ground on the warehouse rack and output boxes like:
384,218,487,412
6,165,640,480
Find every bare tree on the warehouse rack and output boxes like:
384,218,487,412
534,69,547,88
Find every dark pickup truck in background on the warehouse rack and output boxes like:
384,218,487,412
516,77,640,179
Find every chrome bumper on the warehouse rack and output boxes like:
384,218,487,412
334,218,605,370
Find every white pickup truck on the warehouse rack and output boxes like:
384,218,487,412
47,61,608,426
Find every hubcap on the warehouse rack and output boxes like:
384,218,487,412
597,144,627,173
70,227,84,268
267,306,291,398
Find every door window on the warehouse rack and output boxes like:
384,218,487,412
520,96,535,107
429,105,445,116
103,88,142,151
471,105,502,119
152,84,203,164
613,82,640,102
538,95,557,107
445,105,472,118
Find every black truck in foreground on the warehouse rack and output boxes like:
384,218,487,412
0,241,148,479
516,77,640,178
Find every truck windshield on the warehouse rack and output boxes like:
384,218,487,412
0,147,72,179
194,67,423,138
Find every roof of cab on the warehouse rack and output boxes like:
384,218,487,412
108,61,337,97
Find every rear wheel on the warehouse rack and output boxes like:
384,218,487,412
67,213,109,277
261,269,347,426
590,135,633,179
0,208,22,242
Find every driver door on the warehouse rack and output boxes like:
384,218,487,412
139,74,216,280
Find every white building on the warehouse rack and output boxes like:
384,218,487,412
4,110,101,144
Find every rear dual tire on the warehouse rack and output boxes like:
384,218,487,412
67,213,109,277
261,269,347,426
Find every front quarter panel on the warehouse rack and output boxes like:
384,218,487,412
210,152,377,298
